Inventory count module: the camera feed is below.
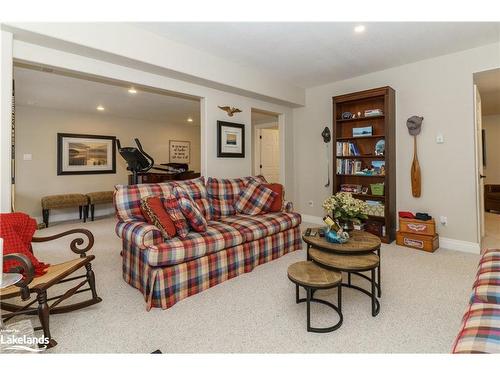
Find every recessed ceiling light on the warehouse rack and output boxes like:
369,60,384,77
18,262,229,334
96,105,105,111
128,88,137,94
354,25,366,33
187,117,193,123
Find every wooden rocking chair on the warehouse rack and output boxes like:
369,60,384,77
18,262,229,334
1,228,102,348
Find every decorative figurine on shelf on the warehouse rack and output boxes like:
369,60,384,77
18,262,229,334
357,111,362,118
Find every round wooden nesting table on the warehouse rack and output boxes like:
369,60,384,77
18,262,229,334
287,261,343,333
303,229,382,298
303,229,382,317
303,229,381,254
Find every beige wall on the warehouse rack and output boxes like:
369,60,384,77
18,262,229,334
15,106,200,221
293,42,500,244
483,114,500,185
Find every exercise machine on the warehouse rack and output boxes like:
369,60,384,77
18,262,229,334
116,138,173,184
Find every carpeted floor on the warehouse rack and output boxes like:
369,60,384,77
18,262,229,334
8,217,481,353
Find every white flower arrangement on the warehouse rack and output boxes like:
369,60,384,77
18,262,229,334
322,192,368,224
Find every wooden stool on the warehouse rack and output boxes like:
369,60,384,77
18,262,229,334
309,248,380,317
85,191,114,221
287,261,343,333
41,194,88,227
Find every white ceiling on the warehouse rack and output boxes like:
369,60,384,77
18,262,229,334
135,22,500,88
475,68,500,116
14,66,201,125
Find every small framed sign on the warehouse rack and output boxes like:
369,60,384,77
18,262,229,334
217,121,245,158
169,140,191,164
57,133,116,175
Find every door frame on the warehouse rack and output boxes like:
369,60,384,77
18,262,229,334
253,124,279,180
0,31,13,212
251,109,282,183
473,83,485,244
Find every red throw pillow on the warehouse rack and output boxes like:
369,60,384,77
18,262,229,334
140,196,177,239
234,179,278,215
264,183,284,212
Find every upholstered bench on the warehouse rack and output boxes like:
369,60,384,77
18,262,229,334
41,193,88,227
86,191,114,221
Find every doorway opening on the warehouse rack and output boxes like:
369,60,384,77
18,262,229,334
12,62,201,224
474,68,500,249
251,109,280,183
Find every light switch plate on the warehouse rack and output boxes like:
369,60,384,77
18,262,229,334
23,154,32,161
436,134,444,144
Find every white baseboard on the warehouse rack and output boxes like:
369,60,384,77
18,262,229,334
300,214,324,225
439,237,480,254
299,213,481,254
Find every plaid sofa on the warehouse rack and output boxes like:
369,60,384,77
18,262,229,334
452,248,500,353
114,177,302,310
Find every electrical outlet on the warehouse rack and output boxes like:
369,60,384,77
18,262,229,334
23,154,32,161
436,134,445,144
308,200,314,207
439,216,448,226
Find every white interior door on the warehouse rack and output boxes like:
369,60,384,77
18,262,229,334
474,84,486,240
258,128,280,183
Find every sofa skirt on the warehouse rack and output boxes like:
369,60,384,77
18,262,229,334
122,226,302,310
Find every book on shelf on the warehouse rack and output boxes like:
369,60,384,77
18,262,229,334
336,141,360,156
340,184,362,193
336,159,362,175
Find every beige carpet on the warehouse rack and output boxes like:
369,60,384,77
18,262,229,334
6,217,480,353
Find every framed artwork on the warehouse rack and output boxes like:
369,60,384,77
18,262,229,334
169,140,191,164
57,133,116,175
217,121,245,158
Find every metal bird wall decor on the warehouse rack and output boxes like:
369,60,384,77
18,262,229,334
218,106,242,117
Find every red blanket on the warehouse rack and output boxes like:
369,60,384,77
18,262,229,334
1,212,49,276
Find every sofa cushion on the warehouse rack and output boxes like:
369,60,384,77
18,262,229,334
207,176,267,219
218,211,302,243
140,196,177,239
234,179,278,215
452,302,500,353
114,178,209,222
173,177,212,220
114,183,173,222
145,221,244,266
173,185,207,233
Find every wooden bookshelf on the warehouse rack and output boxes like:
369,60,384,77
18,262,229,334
333,86,396,243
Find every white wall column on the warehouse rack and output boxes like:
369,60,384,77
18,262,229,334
0,31,13,212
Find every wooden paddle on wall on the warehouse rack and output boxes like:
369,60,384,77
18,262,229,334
411,135,421,197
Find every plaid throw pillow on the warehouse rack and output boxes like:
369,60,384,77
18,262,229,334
207,176,267,219
234,179,278,215
173,177,212,221
173,186,207,232
161,192,190,238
